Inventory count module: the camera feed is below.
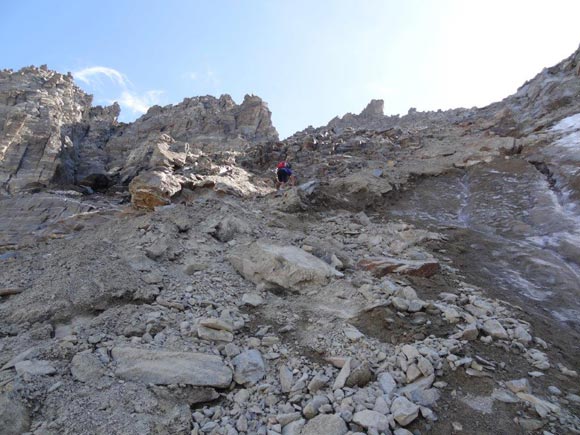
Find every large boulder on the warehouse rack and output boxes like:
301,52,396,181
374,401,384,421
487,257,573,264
229,241,342,291
327,170,393,208
112,347,232,388
128,169,182,209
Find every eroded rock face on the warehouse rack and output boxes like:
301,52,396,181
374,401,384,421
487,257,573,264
0,66,94,193
0,67,277,197
104,94,278,174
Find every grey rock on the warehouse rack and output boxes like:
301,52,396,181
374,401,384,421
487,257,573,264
229,241,342,291
346,361,373,388
241,292,264,307
482,319,508,339
492,389,520,403
112,347,232,387
0,393,30,435
307,373,329,393
333,358,351,390
462,323,479,341
197,325,234,342
352,410,390,431
232,349,266,386
14,359,56,376
391,396,419,426
70,350,105,383
377,372,397,397
505,378,531,394
406,388,440,407
281,418,305,435
279,365,293,393
277,412,301,426
301,414,348,435
303,395,330,419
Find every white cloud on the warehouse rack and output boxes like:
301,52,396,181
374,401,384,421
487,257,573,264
72,65,164,118
116,90,164,115
73,66,129,87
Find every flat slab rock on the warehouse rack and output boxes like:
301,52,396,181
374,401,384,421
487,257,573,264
229,241,342,291
358,256,440,278
111,347,232,388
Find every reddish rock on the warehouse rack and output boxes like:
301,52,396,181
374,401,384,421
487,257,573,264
358,257,439,278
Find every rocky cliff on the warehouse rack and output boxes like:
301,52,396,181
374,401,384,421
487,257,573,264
1,46,580,435
0,67,278,195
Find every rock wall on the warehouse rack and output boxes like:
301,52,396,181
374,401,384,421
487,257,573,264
0,68,278,194
0,66,93,193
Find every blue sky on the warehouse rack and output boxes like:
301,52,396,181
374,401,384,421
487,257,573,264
2,0,580,138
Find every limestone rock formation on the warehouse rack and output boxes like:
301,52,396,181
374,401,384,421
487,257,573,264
0,67,278,196
0,66,93,193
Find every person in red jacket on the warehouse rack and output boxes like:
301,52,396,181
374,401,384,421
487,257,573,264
275,161,296,189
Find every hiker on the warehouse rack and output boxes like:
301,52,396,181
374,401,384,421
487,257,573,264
275,161,296,189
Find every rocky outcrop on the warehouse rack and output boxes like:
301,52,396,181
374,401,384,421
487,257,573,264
0,67,277,196
104,94,278,179
0,66,93,193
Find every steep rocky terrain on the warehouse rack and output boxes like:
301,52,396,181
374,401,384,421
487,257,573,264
0,45,579,435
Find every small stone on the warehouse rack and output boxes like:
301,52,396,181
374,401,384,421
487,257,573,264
461,323,479,341
376,372,397,400
277,412,301,426
558,363,578,378
232,350,266,386
333,358,351,390
344,326,364,341
224,343,241,358
517,418,544,431
482,319,508,339
70,350,105,383
236,415,248,432
406,388,440,407
452,421,463,431
547,386,561,395
281,419,305,435
301,414,347,435
0,393,30,434
417,356,434,376
391,396,419,426
401,344,420,361
406,364,422,383
505,378,531,394
352,410,390,431
234,389,250,404
491,389,519,403
303,395,329,419
346,361,373,388
242,293,264,307
391,297,409,311
14,360,56,376
512,326,532,345
197,325,234,342
307,374,329,393
279,365,293,393
199,317,234,332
